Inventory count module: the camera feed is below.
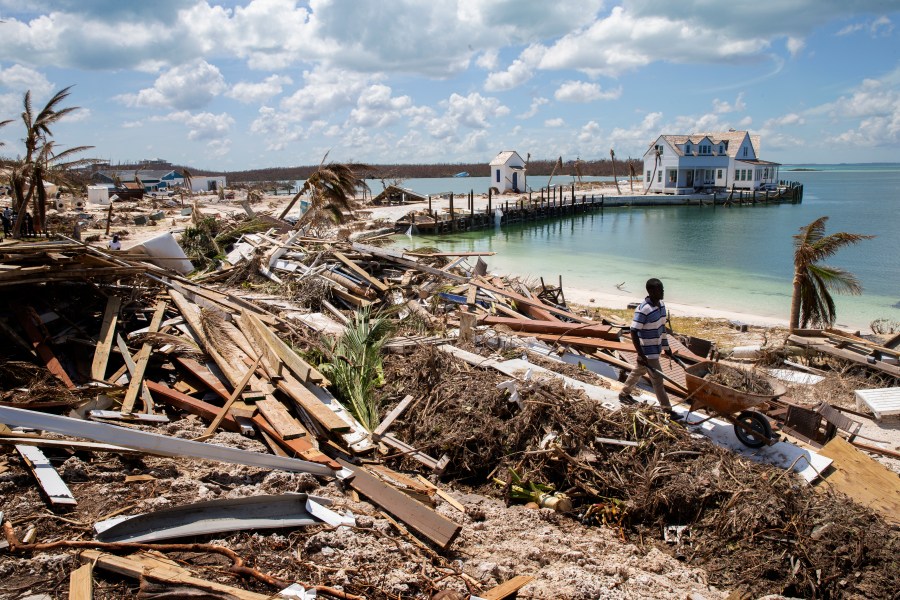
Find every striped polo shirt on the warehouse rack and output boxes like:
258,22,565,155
631,297,669,359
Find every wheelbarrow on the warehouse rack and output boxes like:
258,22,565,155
676,361,786,448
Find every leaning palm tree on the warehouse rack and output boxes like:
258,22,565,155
278,152,368,228
789,216,873,330
644,147,661,194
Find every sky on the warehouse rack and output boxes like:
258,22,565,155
0,0,898,172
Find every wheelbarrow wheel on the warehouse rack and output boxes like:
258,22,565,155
734,410,772,448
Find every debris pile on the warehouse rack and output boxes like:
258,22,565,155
0,222,898,599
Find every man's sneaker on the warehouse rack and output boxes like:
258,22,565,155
618,392,637,405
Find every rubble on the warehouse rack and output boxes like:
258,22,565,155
1,213,898,599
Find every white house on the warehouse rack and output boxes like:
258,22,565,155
642,131,780,194
489,151,527,193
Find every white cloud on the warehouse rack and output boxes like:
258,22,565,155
519,97,548,119
554,80,622,102
426,92,509,141
786,37,805,57
117,60,226,110
227,74,293,104
837,15,894,37
476,49,499,70
206,138,232,158
545,118,565,127
484,45,545,91
155,110,235,141
817,73,900,146
278,66,373,122
349,84,413,128
0,64,54,115
713,93,747,114
577,120,601,144
763,113,805,128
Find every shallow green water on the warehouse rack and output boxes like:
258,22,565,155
394,165,900,330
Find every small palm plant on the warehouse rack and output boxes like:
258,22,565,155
320,307,393,432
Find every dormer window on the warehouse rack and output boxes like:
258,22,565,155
655,144,664,155
719,144,724,154
684,143,691,154
743,147,748,157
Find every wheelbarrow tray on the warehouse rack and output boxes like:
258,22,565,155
684,361,786,415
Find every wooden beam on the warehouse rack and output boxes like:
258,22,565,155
473,277,594,324
17,306,75,389
175,357,231,401
529,333,633,352
68,562,93,600
145,380,242,433
338,458,461,550
479,315,618,340
277,371,350,433
379,433,448,473
333,251,390,293
239,310,327,384
121,300,167,414
256,398,307,440
373,395,416,438
353,242,468,283
90,296,121,381
250,414,341,470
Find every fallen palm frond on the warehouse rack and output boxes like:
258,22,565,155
320,307,394,432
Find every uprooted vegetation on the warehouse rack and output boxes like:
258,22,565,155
380,345,899,599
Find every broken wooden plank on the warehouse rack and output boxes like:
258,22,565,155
256,398,307,440
353,242,468,283
379,433,448,474
415,475,466,513
373,395,416,438
0,406,336,477
481,575,535,600
91,296,121,381
818,436,900,525
479,315,618,340
69,562,93,600
198,356,261,440
17,306,75,389
277,371,350,433
250,414,342,470
338,458,461,550
473,277,594,324
121,300,167,414
333,251,390,293
16,444,77,506
81,550,273,600
239,310,327,384
145,380,242,434
175,357,231,401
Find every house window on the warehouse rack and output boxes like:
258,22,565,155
684,143,691,154
657,170,662,183
646,170,651,182
719,145,724,154
763,167,769,178
743,147,748,157
706,169,713,181
655,144,664,155
495,169,500,183
717,169,723,179
668,170,677,183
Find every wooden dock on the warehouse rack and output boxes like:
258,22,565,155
396,182,804,233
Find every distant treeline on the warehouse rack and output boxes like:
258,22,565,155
98,157,643,185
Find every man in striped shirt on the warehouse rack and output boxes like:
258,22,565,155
619,278,680,419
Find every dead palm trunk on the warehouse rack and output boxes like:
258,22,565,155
547,156,562,189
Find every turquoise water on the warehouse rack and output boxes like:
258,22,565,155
393,165,900,330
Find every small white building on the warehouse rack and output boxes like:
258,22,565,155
87,185,111,205
190,175,227,193
642,130,780,194
489,151,527,193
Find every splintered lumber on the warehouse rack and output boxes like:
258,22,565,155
379,433,449,473
481,575,536,600
338,458,461,550
81,550,273,600
531,333,633,352
373,395,416,438
239,310,327,384
352,242,468,283
787,334,900,378
17,306,75,389
91,296,122,380
332,286,373,308
175,357,231,401
277,371,350,433
121,300,167,414
146,380,242,433
472,277,594,324
818,437,900,525
69,562,93,600
200,356,261,439
333,251,389,292
0,406,336,477
256,398,307,440
250,414,341,470
322,269,376,298
479,315,618,340
16,444,77,506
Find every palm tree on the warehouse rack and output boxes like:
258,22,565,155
610,149,621,194
546,156,562,188
0,118,12,146
644,147,661,194
180,167,193,207
278,152,368,227
789,216,873,330
10,86,91,236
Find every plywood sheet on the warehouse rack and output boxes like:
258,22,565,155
818,436,900,525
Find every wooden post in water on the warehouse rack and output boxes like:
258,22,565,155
571,183,575,210
428,194,432,216
488,188,492,214
450,192,455,231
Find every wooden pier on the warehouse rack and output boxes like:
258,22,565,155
396,182,804,234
